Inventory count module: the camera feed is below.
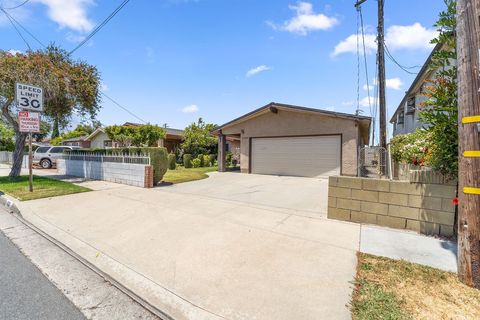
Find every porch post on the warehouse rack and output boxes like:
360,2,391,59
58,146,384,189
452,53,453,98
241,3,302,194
218,132,226,172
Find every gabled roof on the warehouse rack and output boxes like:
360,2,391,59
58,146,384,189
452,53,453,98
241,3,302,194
85,128,106,141
389,42,444,123
122,122,184,137
62,135,88,142
212,102,371,134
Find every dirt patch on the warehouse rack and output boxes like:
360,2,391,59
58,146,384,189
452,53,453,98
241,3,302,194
352,253,480,320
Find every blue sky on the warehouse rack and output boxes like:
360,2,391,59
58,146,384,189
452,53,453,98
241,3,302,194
0,0,445,139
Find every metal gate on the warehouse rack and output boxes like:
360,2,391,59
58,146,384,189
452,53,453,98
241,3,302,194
359,146,387,178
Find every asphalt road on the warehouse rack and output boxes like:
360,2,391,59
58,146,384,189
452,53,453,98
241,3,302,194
0,231,85,320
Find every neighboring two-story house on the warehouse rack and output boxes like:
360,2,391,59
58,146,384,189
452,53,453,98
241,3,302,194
390,43,444,136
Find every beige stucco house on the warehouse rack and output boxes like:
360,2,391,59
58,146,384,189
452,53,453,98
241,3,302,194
212,102,371,178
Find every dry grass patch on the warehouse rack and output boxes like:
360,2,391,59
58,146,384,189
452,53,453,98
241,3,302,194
352,253,480,320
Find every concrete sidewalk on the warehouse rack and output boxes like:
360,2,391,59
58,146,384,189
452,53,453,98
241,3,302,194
15,181,360,320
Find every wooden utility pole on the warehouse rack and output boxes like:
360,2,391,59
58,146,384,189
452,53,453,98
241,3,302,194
457,0,480,288
355,0,387,172
377,0,387,173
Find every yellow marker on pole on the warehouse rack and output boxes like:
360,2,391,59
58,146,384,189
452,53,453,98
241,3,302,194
464,187,480,195
462,115,480,124
464,150,480,157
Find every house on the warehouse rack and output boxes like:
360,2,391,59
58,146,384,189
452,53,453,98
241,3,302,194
212,102,371,178
60,136,91,148
86,128,112,149
390,43,444,136
122,122,184,152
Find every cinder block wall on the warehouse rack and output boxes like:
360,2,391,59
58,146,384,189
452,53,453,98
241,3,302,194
328,176,456,237
57,159,153,188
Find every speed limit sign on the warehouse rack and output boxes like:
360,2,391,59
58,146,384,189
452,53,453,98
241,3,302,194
15,83,43,112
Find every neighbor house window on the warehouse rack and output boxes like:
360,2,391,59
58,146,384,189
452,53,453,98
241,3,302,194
406,96,415,114
398,111,405,125
104,140,112,148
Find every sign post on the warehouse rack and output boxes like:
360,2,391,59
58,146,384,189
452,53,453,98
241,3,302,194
16,83,43,193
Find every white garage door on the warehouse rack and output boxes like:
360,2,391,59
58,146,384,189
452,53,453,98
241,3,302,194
251,136,341,178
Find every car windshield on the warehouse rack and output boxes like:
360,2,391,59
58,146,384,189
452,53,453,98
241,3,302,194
35,147,50,153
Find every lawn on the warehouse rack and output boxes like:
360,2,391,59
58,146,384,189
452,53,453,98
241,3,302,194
162,166,218,184
0,175,91,201
351,253,480,320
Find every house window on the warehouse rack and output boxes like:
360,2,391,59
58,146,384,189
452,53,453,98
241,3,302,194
406,97,415,114
398,111,405,125
104,140,112,148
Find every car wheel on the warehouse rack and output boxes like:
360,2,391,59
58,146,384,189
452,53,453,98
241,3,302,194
40,159,52,169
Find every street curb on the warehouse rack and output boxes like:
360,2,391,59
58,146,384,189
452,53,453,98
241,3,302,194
0,194,21,215
0,201,173,320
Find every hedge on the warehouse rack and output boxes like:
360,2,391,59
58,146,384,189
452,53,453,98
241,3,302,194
197,154,204,167
183,154,192,168
208,154,216,167
168,153,176,170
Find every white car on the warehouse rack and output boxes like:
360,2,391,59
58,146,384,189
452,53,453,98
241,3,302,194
33,146,80,169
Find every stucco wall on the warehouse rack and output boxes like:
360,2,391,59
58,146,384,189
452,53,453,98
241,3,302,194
90,132,110,149
57,159,151,188
221,109,362,176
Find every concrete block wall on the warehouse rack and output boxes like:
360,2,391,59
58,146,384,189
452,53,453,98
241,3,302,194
57,159,153,188
328,176,456,237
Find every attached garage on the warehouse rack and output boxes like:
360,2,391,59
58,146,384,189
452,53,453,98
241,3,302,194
251,136,341,178
212,102,371,178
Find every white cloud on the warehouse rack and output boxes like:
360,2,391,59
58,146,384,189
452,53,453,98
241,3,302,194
182,104,199,113
7,49,22,55
359,96,379,108
342,101,354,107
246,65,271,77
269,1,338,36
332,23,437,56
34,0,94,32
363,84,374,92
386,78,403,90
100,83,109,92
386,23,437,51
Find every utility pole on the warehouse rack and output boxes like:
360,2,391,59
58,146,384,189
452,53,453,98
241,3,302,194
355,0,387,173
377,0,387,155
457,0,480,289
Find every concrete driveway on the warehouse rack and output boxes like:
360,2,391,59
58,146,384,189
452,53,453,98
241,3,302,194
14,172,359,319
164,172,330,216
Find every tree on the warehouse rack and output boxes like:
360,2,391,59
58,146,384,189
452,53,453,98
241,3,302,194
0,121,14,151
418,0,457,179
181,118,217,157
0,45,101,176
32,121,51,142
105,124,165,147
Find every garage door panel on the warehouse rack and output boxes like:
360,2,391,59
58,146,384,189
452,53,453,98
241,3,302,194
251,136,341,178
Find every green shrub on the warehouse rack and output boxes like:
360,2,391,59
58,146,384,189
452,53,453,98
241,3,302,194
197,154,204,167
203,154,210,167
168,153,176,170
192,158,201,168
226,152,233,167
141,147,168,184
208,154,216,167
183,154,192,168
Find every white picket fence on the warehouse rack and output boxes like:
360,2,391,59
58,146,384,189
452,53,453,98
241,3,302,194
0,151,28,168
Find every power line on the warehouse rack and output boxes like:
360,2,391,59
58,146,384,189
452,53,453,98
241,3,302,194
1,8,31,50
2,0,31,10
1,7,45,48
101,92,147,124
358,5,373,118
384,44,419,75
68,0,132,55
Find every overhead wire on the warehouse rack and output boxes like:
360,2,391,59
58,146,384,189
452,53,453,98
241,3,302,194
1,7,31,50
384,44,419,75
1,0,148,124
1,0,30,10
1,7,45,48
68,0,131,55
